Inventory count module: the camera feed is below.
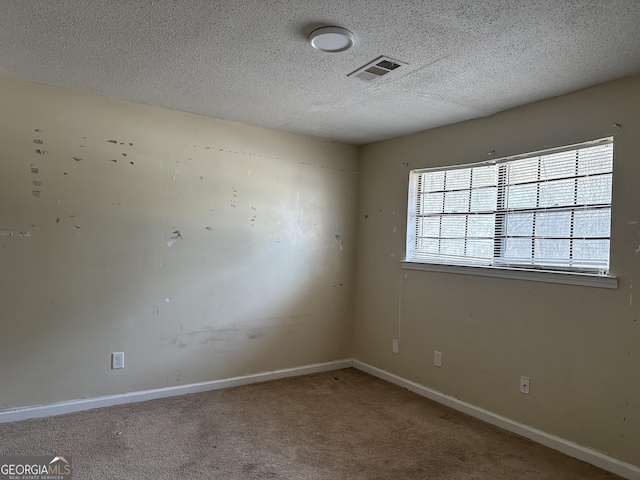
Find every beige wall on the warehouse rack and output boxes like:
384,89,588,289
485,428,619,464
0,78,358,410
354,75,640,467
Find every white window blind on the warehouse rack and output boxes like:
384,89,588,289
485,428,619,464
406,138,613,275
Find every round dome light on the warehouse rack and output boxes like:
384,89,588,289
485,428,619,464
309,26,355,53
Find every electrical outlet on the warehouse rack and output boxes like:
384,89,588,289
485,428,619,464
433,350,442,368
112,352,124,370
392,339,399,354
520,376,530,394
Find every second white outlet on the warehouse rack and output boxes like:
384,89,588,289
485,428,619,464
433,350,442,368
112,352,124,370
392,339,399,354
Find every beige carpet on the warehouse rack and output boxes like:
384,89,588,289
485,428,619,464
0,368,621,479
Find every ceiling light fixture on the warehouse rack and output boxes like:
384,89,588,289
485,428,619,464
309,26,354,53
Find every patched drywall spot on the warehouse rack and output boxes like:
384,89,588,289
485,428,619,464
0,229,31,238
629,221,638,225
35,149,46,155
30,167,39,174
393,227,397,234
32,181,42,187
72,157,82,162
33,139,43,144
635,244,640,253
205,226,213,231
335,234,344,251
32,190,41,198
167,230,182,247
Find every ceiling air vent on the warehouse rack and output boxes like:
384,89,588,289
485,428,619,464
348,56,406,82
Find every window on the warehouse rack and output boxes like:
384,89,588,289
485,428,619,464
405,138,613,278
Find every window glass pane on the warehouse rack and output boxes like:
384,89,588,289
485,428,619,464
573,209,610,238
504,238,533,261
418,217,440,238
573,240,609,261
507,184,537,209
440,239,465,258
470,187,497,212
444,190,469,213
422,171,444,193
534,239,570,262
466,239,493,260
578,144,613,175
441,216,466,238
444,169,471,191
471,165,497,188
535,211,572,238
539,151,577,180
577,175,612,205
505,213,533,237
467,214,495,238
418,238,439,254
539,178,575,207
421,192,444,214
507,157,538,184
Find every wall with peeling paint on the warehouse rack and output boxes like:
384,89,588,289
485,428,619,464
354,75,640,467
0,77,358,410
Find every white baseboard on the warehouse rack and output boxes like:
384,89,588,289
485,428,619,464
0,359,353,424
353,360,640,480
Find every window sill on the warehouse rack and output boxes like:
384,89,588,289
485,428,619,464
400,261,617,289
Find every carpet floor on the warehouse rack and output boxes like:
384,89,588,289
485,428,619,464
0,368,622,479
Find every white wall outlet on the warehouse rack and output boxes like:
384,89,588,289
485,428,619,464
520,376,530,394
392,339,399,354
433,350,442,368
112,352,124,370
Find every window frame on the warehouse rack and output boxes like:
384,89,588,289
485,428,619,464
403,138,617,289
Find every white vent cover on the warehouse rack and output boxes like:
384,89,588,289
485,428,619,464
348,56,407,82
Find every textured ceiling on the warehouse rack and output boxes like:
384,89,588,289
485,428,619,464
2,1,640,144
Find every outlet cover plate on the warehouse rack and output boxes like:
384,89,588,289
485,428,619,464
112,352,124,370
434,350,442,368
520,376,530,394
